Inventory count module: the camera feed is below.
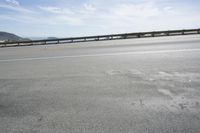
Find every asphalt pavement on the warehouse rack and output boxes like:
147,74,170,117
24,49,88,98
0,35,200,133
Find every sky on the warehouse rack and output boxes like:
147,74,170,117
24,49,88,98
0,0,200,38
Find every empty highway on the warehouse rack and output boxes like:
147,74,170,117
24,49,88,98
0,35,200,133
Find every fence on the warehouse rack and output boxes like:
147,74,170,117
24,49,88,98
0,28,200,47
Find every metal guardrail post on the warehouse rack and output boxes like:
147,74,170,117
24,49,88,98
166,31,169,36
182,30,185,35
123,34,127,39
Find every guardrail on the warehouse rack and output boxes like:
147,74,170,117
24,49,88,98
0,28,200,48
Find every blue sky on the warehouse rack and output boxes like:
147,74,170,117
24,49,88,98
0,0,200,37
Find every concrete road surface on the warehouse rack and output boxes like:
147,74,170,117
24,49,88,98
0,35,200,133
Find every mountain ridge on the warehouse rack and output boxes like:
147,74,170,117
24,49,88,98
0,31,30,42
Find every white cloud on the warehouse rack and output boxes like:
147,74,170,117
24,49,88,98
77,1,196,33
38,6,73,15
163,6,172,11
5,0,19,6
54,15,83,25
0,2,36,14
0,13,83,26
37,6,83,26
110,2,166,18
83,3,96,12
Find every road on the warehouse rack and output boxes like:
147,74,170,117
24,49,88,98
0,35,200,133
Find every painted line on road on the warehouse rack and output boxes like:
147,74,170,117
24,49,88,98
0,48,200,62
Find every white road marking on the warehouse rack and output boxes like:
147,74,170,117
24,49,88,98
0,48,200,62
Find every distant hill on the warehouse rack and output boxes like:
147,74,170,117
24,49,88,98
0,31,30,42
